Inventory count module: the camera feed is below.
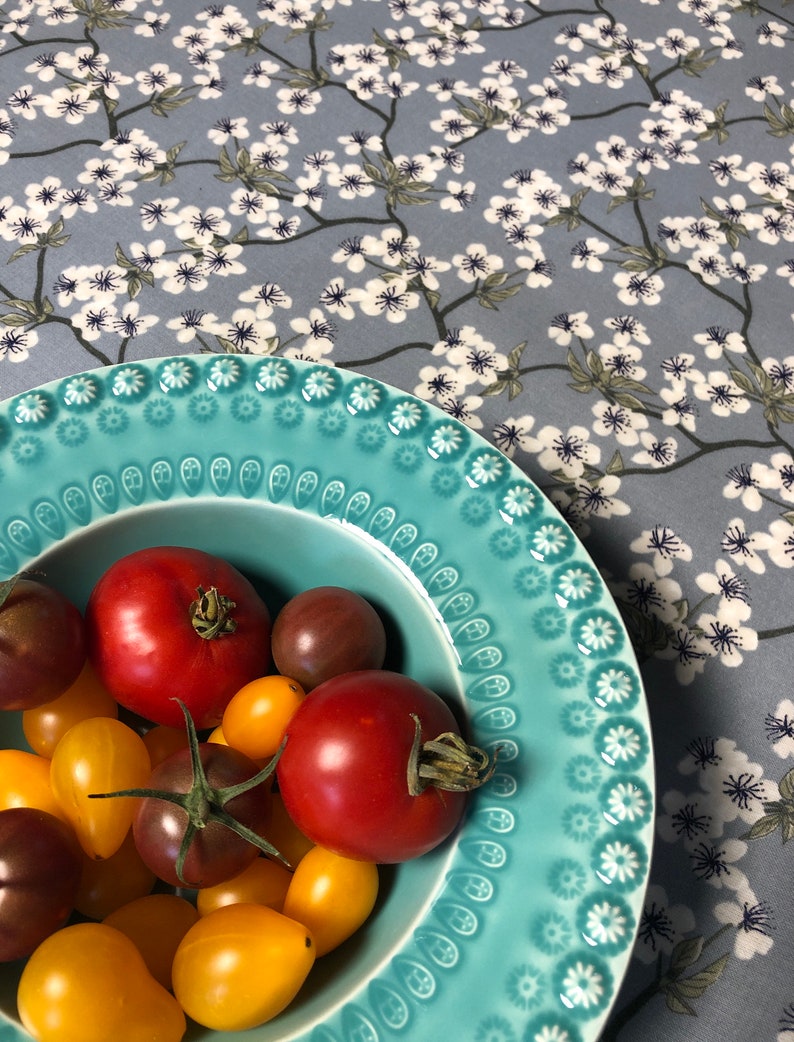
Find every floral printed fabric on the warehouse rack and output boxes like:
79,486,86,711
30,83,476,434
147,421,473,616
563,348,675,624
0,0,792,1038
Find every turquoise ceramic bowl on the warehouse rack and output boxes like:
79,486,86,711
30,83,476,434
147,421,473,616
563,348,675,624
0,356,654,1042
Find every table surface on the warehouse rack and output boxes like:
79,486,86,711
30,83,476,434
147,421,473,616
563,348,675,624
0,1,792,1040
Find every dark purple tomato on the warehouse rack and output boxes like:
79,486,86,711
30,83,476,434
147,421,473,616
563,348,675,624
0,577,86,711
270,586,387,691
0,808,82,961
131,743,274,889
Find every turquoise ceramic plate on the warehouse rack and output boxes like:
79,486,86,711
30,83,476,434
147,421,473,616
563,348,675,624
0,356,653,1042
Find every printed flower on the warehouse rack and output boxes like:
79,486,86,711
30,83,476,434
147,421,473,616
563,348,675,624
629,525,692,577
695,559,751,622
714,883,774,959
754,520,794,570
530,423,600,479
633,884,695,964
765,699,794,758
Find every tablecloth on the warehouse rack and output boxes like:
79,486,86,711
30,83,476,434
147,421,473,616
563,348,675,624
0,0,792,1040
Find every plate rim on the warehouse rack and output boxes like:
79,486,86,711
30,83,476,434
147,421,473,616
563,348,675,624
0,353,655,1042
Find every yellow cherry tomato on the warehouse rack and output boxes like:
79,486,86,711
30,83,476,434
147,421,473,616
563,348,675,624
22,660,118,758
104,893,199,991
142,724,189,767
222,674,305,760
268,792,315,867
50,717,151,859
0,749,70,824
172,902,315,1031
74,829,155,919
282,845,379,956
17,922,186,1042
197,856,293,917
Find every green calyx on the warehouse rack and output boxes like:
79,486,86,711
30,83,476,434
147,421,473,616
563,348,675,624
406,713,498,797
90,698,288,886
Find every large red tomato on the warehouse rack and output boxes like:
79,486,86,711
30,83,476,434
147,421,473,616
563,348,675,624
85,546,271,729
276,670,493,863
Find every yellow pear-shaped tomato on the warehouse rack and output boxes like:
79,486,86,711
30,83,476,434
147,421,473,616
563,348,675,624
50,717,151,859
17,922,186,1042
282,845,379,956
172,903,315,1031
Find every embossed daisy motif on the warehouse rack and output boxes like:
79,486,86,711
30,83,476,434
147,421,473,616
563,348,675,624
589,664,639,710
255,359,292,392
506,963,545,1012
388,398,425,433
598,721,645,765
348,379,382,412
157,358,198,394
580,898,629,948
603,779,651,826
428,421,466,458
530,522,571,560
574,612,623,655
206,356,243,391
595,838,644,887
554,564,598,605
14,392,54,425
558,957,609,1012
111,365,148,398
501,483,536,518
469,450,506,485
61,374,102,409
302,368,337,401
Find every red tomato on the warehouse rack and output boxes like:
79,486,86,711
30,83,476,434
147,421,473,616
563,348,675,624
276,670,493,863
84,546,272,728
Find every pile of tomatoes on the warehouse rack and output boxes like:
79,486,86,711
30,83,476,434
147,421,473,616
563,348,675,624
0,546,495,1041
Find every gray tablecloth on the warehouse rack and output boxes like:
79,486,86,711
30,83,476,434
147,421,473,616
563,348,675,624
0,1,792,1040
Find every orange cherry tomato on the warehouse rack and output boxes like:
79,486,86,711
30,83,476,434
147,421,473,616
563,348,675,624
22,660,118,758
142,724,189,767
104,893,199,991
282,845,379,956
50,716,151,859
74,830,156,919
268,792,315,868
222,674,305,760
196,856,293,917
17,922,186,1042
0,749,70,824
207,724,228,745
172,903,315,1031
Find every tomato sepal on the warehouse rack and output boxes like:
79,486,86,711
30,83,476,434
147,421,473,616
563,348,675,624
90,699,288,885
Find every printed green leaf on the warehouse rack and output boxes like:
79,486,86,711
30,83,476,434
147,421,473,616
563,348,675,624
779,767,794,802
664,986,697,1016
674,954,730,999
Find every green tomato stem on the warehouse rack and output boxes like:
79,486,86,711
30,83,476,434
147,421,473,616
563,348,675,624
89,698,290,884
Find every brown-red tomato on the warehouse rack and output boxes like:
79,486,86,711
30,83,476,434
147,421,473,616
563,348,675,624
0,576,86,711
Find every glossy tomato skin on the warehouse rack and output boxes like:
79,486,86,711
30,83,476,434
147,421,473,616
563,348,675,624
85,546,271,729
0,807,82,962
270,586,387,690
0,577,86,711
17,922,186,1042
132,742,273,888
172,903,315,1031
276,670,468,863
